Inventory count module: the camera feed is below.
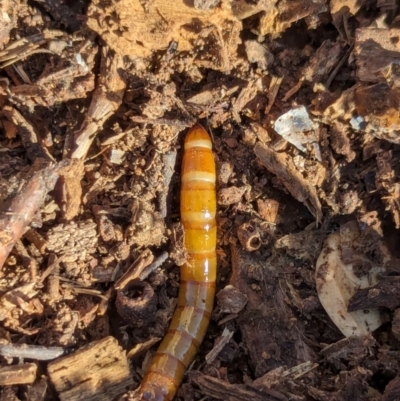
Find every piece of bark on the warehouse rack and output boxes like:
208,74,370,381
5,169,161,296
65,47,126,159
0,163,62,269
25,378,48,401
57,159,85,220
47,336,133,401
355,28,400,85
230,245,315,378
330,0,362,40
348,279,400,311
0,0,18,48
190,371,287,401
87,0,241,71
383,375,400,401
0,363,37,385
258,0,325,37
254,143,322,222
1,106,54,162
32,0,82,31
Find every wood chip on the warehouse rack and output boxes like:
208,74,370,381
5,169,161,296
47,336,133,401
0,363,37,385
254,143,322,223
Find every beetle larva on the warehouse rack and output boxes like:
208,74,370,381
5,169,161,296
137,124,217,401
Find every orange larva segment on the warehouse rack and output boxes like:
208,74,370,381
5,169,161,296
180,188,216,218
180,256,217,282
177,280,215,311
157,330,199,366
168,305,212,342
139,371,177,401
182,148,215,175
136,123,216,401
185,226,217,254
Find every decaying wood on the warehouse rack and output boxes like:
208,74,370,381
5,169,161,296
257,0,327,37
158,150,177,219
190,371,287,401
0,163,63,269
230,245,315,378
65,46,126,159
254,142,323,222
47,336,133,401
32,0,82,31
0,29,64,68
330,0,362,41
383,375,400,401
355,28,400,84
348,278,400,311
0,363,37,385
205,327,234,364
0,0,18,48
87,0,241,71
1,106,54,161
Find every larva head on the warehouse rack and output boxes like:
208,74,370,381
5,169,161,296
184,124,212,150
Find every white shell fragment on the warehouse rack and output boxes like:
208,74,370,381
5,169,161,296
315,232,383,337
273,106,319,152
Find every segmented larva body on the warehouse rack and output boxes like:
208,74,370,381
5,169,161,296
137,124,217,401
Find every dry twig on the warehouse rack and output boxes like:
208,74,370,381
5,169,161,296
0,162,65,269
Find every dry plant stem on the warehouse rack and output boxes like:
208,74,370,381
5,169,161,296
67,46,126,159
159,150,177,219
0,164,61,269
189,371,286,401
1,106,54,161
0,343,65,360
114,249,154,290
135,251,168,281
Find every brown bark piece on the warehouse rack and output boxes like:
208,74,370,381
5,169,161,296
254,143,322,222
190,371,287,401
355,28,400,85
0,363,37,385
87,0,241,71
57,159,85,221
1,106,53,162
65,47,126,160
383,375,400,401
230,245,315,378
0,0,18,48
47,336,133,401
258,0,326,37
0,163,62,269
330,0,362,40
348,278,400,311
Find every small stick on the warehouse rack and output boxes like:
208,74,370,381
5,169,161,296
158,150,177,219
24,229,48,254
0,343,65,360
0,163,62,269
66,47,126,159
115,251,168,290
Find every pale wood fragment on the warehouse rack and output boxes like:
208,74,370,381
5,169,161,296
47,336,133,401
0,363,37,385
